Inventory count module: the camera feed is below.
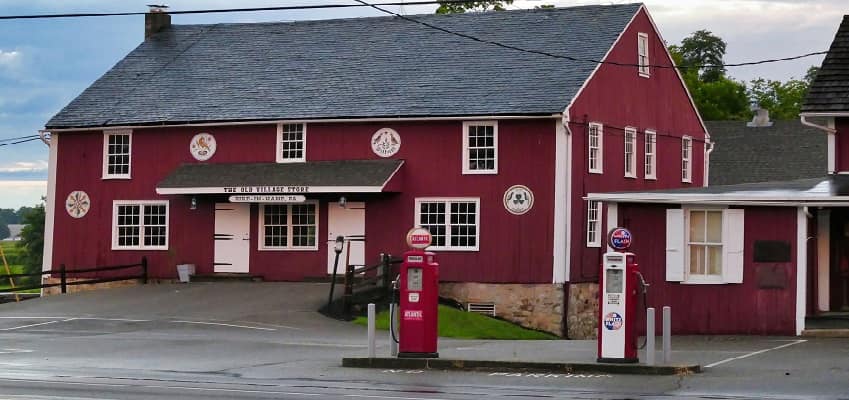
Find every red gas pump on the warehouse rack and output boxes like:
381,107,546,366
598,228,640,363
398,249,439,358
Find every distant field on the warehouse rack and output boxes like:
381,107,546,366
0,242,40,293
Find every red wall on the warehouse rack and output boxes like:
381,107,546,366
568,8,708,282
618,204,797,335
51,119,558,283
834,117,849,172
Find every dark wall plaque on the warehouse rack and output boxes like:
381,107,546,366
753,240,792,263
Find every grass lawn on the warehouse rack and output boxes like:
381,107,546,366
354,304,558,340
0,242,41,294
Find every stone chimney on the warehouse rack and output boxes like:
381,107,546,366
145,5,171,39
746,104,773,128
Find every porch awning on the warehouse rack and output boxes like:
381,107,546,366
155,159,404,195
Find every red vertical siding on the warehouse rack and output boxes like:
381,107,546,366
834,117,849,172
51,119,558,283
618,204,797,335
567,8,708,282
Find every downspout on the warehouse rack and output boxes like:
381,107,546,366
703,139,714,187
800,115,836,134
800,115,837,174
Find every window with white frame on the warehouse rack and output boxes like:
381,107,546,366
112,201,168,250
260,202,318,250
276,123,306,163
462,121,497,174
586,200,602,247
588,122,603,174
645,130,657,179
638,32,650,77
103,130,132,179
624,127,637,178
682,136,692,183
415,198,479,251
665,208,744,284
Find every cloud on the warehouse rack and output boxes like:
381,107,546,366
0,50,21,68
0,160,48,173
0,180,46,209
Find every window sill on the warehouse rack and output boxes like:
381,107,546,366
679,277,726,285
645,176,657,180
103,176,132,180
589,170,604,175
259,247,318,252
111,246,168,251
586,243,601,248
426,247,479,252
276,159,306,164
639,72,650,78
462,170,498,175
624,174,637,179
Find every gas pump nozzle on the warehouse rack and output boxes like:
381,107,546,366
635,271,650,294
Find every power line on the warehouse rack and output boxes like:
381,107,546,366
352,0,827,70
0,1,463,20
0,135,39,143
0,137,41,147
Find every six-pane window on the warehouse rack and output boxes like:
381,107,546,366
588,123,603,174
688,210,723,278
638,33,650,77
624,127,637,178
104,131,131,178
645,130,657,179
261,203,317,249
586,200,602,247
463,122,497,173
416,199,479,250
113,201,168,250
277,123,306,162
682,136,692,183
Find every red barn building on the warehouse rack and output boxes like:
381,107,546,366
41,4,707,337
587,15,849,336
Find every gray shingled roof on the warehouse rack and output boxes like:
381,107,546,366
802,15,849,113
706,120,826,186
156,159,403,192
47,4,642,129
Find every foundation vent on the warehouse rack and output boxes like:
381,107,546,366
466,302,496,316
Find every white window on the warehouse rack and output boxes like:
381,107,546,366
624,127,637,178
276,123,306,163
586,200,602,247
682,136,692,183
462,121,497,174
415,198,479,251
111,200,168,250
588,122,603,174
103,130,132,179
638,32,650,77
665,208,744,284
259,202,318,250
645,130,657,180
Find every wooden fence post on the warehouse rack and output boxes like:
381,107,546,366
141,256,148,284
60,264,67,294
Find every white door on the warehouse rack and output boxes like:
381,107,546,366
214,203,250,273
327,202,365,274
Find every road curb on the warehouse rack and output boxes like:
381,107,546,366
342,357,701,375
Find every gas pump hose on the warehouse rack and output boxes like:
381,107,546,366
636,271,650,350
390,275,400,344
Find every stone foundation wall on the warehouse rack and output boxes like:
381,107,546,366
41,277,174,296
439,282,564,337
566,282,599,339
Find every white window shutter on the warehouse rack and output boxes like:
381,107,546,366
722,209,745,283
665,209,685,282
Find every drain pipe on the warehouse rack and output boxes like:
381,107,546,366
800,115,837,173
800,115,836,134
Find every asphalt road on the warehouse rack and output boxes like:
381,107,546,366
0,282,846,399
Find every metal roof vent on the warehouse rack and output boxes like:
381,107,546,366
747,105,774,128
466,302,496,316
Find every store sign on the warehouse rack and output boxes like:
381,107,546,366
223,186,309,194
608,227,633,250
229,195,306,203
406,227,432,249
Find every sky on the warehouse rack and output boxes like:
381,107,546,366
0,0,846,209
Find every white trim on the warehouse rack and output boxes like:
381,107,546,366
605,202,618,250
817,210,830,312
586,200,602,247
682,135,692,183
156,185,385,195
588,122,604,174
828,132,836,174
796,207,808,335
565,123,573,282
257,200,320,251
276,122,307,163
703,139,713,188
585,192,849,207
552,121,568,283
624,126,637,178
42,133,58,273
637,32,650,78
380,160,405,188
800,111,849,118
43,114,560,133
414,197,480,252
110,200,169,250
462,120,498,175
102,129,132,179
644,129,657,180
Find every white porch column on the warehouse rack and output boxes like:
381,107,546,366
817,210,830,312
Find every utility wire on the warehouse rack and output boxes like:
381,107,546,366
352,0,827,69
0,135,39,143
0,137,41,147
0,1,466,20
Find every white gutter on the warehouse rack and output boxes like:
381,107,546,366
799,114,836,134
41,114,561,134
703,139,714,187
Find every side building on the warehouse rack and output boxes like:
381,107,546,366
42,4,707,337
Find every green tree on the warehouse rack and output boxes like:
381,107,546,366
747,78,808,120
669,30,726,82
0,209,17,225
0,218,9,240
18,204,45,272
670,43,749,120
436,0,513,13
